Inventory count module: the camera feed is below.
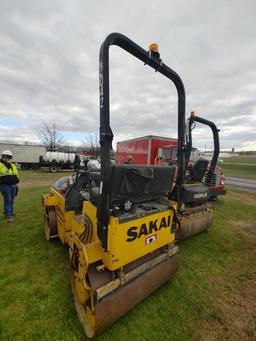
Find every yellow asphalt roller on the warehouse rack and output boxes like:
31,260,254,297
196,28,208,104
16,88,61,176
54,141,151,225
42,32,197,337
43,166,179,337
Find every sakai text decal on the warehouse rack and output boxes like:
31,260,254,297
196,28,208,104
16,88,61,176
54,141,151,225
126,215,171,242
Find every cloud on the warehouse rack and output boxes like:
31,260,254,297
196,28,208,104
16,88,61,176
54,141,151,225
0,0,255,151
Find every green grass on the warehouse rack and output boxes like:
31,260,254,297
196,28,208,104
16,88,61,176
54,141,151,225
0,176,256,340
221,155,256,179
221,162,256,179
18,169,73,187
222,156,256,164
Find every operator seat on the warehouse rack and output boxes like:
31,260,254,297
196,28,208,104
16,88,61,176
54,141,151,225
90,164,176,209
189,159,209,182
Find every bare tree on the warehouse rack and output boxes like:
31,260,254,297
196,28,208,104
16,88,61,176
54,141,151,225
39,122,65,151
82,133,100,158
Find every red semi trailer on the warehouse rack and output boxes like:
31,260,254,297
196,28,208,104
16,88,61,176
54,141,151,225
116,135,225,199
116,135,177,165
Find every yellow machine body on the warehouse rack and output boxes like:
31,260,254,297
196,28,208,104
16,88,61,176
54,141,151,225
106,211,175,269
72,200,176,270
42,172,212,337
42,185,178,337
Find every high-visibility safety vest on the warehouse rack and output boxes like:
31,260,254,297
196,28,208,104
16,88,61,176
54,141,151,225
0,162,19,176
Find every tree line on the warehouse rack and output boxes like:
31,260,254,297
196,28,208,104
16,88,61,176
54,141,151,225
40,122,100,157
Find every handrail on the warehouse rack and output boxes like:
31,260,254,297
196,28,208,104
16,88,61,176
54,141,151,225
98,33,186,249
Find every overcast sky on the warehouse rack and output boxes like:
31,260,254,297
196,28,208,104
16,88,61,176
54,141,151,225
0,0,255,151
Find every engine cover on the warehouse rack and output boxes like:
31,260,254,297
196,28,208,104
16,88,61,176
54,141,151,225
181,183,209,203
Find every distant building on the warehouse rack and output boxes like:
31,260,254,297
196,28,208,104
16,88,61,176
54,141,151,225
201,151,239,159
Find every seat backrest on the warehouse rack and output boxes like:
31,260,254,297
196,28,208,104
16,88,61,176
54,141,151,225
191,159,209,182
65,173,89,211
108,164,176,207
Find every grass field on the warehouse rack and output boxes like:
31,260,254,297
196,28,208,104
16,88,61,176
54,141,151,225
222,156,256,164
221,156,256,180
0,171,256,340
18,169,73,189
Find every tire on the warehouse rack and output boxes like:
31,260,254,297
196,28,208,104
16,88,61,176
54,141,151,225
50,165,58,173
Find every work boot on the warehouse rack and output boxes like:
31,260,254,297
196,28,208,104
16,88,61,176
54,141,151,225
6,216,13,223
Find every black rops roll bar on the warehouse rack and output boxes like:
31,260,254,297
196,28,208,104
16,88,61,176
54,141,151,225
98,32,186,250
186,113,220,184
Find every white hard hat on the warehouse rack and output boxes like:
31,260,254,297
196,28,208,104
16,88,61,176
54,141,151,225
2,150,13,157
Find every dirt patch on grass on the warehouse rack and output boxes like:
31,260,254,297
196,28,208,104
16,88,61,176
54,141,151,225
226,190,256,206
232,220,256,239
199,282,256,340
198,240,256,340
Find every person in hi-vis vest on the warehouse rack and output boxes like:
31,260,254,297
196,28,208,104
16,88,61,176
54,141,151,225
0,150,19,222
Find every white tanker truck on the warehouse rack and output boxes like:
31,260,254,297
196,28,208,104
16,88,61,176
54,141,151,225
40,151,76,173
0,143,76,173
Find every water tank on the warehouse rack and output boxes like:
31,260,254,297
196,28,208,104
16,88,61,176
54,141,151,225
45,152,75,163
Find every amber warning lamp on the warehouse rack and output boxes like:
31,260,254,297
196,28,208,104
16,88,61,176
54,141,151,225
149,43,160,58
